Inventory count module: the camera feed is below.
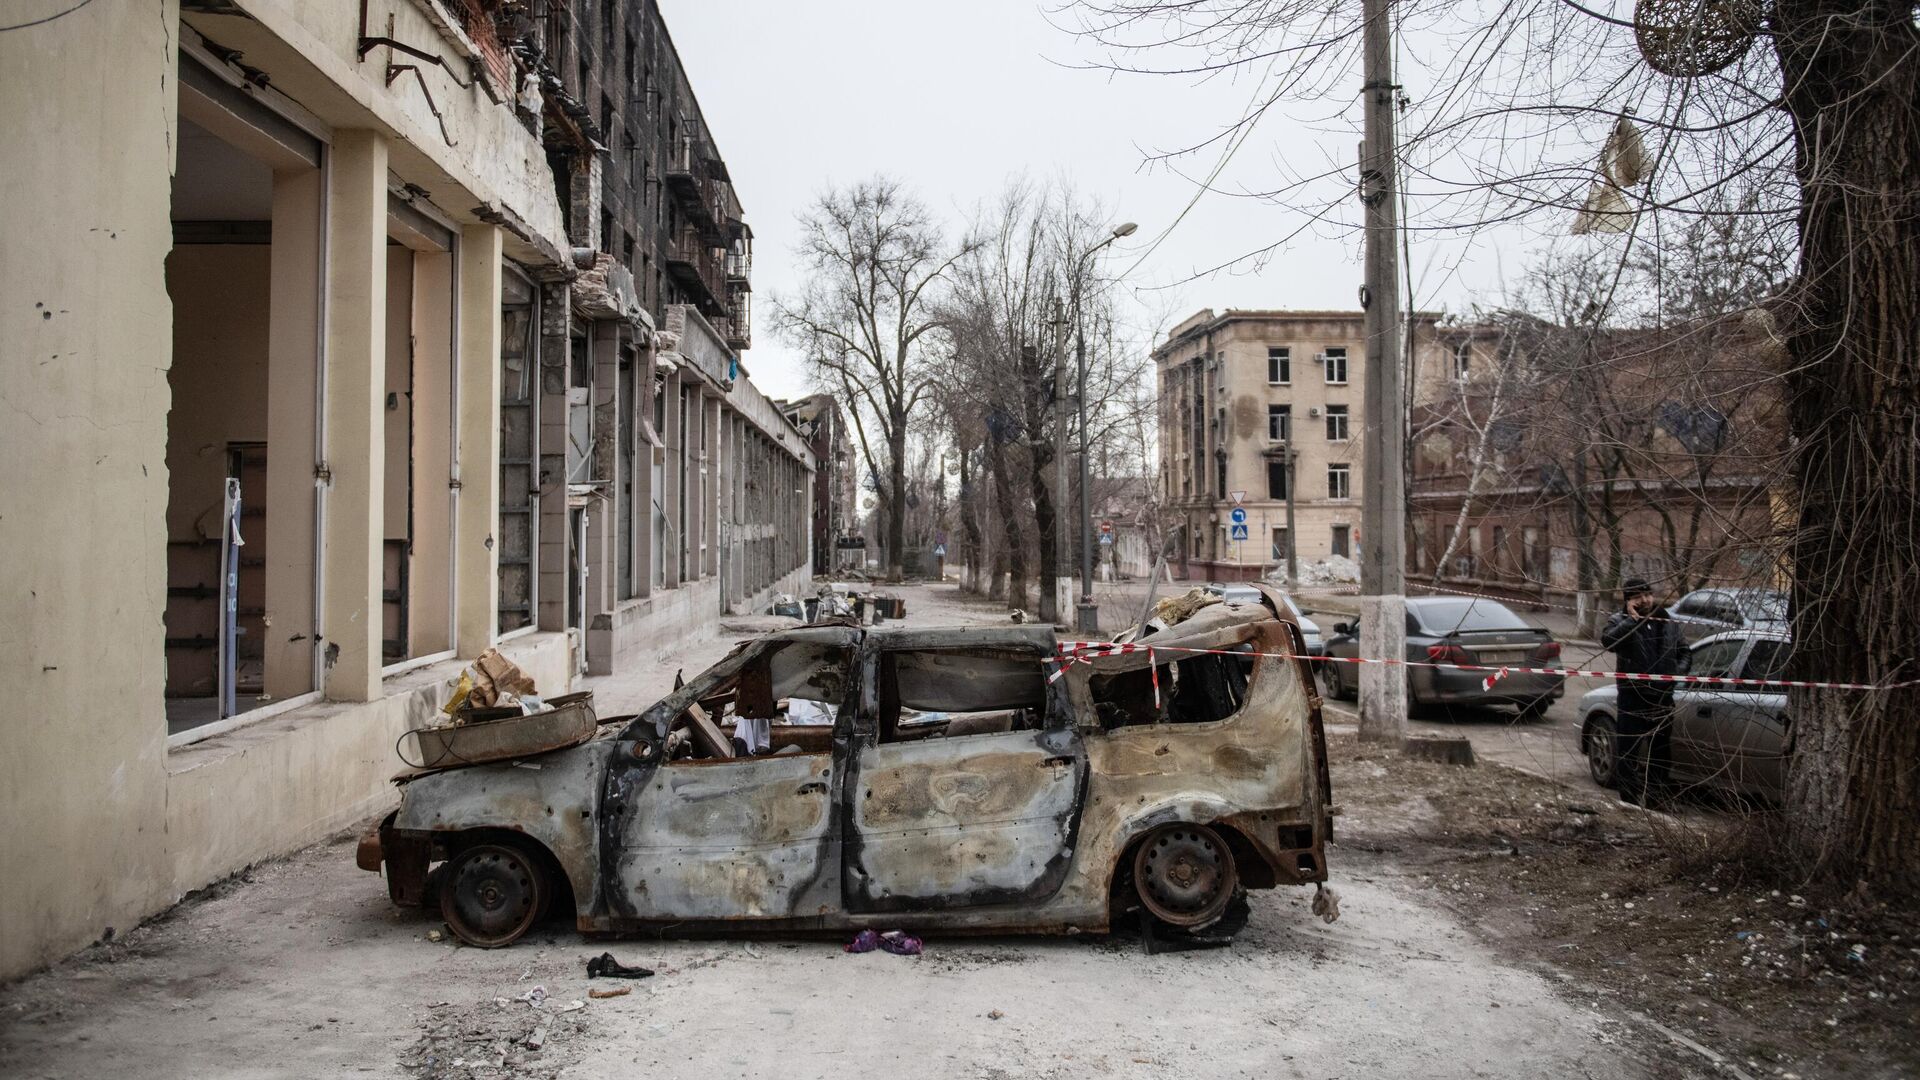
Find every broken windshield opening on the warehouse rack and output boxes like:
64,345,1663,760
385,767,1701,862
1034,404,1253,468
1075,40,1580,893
877,648,1051,743
652,638,854,762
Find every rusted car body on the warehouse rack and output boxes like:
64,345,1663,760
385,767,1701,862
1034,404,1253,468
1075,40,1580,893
359,585,1333,945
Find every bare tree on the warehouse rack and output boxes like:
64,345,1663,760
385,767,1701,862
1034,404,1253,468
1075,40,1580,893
773,177,974,583
1064,0,1920,891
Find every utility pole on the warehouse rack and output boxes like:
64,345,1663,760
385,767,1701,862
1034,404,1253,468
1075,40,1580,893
1285,449,1298,588
1357,0,1407,742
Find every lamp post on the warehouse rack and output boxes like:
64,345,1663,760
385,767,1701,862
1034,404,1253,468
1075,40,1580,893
1074,221,1138,634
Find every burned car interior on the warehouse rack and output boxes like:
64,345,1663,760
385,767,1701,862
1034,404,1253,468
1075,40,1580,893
363,585,1334,948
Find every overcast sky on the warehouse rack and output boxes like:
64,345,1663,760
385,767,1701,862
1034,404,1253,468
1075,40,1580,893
660,0,1528,402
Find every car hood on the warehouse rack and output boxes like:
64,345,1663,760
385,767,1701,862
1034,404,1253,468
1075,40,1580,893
1578,684,1618,710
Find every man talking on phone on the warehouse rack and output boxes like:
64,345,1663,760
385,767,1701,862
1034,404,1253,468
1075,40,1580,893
1600,577,1686,807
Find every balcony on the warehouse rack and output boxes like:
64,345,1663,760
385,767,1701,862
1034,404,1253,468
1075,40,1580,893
723,288,752,351
664,224,726,310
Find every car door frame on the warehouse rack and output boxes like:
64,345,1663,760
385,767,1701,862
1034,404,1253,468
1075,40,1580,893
1710,635,1792,799
1669,635,1750,786
839,628,1090,915
599,628,863,926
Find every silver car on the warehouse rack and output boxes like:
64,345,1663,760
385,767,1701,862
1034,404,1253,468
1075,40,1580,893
1578,629,1792,800
1206,583,1324,658
1665,587,1789,644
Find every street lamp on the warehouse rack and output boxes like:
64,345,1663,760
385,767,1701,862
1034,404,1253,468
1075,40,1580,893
1074,221,1137,634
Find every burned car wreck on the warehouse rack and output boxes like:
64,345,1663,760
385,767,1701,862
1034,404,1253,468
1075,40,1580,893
358,585,1334,946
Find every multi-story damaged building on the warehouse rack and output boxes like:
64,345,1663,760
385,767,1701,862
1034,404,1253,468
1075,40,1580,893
778,394,858,575
1153,309,1450,581
0,0,809,981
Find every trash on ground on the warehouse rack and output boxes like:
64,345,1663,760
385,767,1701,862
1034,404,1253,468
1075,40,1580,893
588,986,631,999
585,951,654,979
520,985,547,1007
846,929,922,955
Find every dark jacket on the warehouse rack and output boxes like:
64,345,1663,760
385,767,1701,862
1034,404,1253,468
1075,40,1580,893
1601,610,1686,711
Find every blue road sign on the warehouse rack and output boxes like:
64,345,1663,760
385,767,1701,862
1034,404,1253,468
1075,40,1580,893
1229,507,1247,524
1229,523,1249,541
1098,533,1114,545
933,544,947,557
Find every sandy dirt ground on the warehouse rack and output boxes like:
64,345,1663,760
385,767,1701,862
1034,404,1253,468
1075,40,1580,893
0,581,1797,1080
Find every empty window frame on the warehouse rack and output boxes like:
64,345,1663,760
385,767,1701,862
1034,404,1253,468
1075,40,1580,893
1325,404,1349,441
1323,346,1349,385
498,268,540,634
1454,341,1472,379
1266,459,1290,500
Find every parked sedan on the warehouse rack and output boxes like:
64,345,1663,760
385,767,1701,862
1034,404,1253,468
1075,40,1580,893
358,590,1335,947
1319,596,1564,719
1578,629,1791,800
1206,583,1325,660
1665,587,1789,644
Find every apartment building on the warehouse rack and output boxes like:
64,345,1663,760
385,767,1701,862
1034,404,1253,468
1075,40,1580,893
1154,309,1448,581
779,394,859,575
0,0,808,980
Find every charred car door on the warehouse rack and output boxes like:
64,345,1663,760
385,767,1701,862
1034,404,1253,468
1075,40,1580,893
843,629,1088,913
601,629,859,923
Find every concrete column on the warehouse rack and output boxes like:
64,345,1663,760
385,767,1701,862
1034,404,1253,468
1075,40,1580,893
410,250,456,656
321,130,389,702
586,324,619,615
662,371,683,588
263,167,322,698
455,225,502,657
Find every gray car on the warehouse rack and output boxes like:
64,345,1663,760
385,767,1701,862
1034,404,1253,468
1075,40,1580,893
1665,587,1789,644
1319,596,1565,719
1206,583,1324,658
1577,629,1792,800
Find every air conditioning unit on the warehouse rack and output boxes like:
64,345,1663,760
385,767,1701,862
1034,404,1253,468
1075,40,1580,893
1309,406,1322,418
1313,353,1329,364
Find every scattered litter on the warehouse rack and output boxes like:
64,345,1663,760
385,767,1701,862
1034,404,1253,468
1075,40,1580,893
1848,944,1867,962
426,929,444,943
1010,609,1029,624
878,931,923,956
520,986,547,1008
743,942,763,960
554,1000,585,1014
585,952,654,979
845,929,880,954
525,1026,548,1051
588,987,631,1000
987,1009,1005,1021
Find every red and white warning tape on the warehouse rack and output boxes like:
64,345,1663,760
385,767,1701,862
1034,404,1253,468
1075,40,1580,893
1050,639,1920,694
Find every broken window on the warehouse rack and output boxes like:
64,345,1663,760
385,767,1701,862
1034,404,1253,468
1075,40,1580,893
876,647,1053,743
657,637,855,761
164,57,324,735
499,268,540,634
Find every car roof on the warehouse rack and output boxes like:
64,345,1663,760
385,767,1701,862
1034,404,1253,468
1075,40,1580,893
1695,628,1791,648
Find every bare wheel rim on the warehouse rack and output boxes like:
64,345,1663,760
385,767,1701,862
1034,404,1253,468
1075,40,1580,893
1133,824,1237,928
441,843,545,948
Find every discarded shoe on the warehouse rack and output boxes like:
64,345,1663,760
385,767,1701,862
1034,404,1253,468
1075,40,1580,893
877,931,922,956
586,952,654,979
844,929,880,954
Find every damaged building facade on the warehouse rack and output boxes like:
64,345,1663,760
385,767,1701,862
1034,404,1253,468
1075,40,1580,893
0,0,809,980
1154,309,1450,581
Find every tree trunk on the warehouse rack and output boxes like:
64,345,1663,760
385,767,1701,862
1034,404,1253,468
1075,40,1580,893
987,435,1025,608
1774,1,1920,895
885,414,908,583
958,445,986,593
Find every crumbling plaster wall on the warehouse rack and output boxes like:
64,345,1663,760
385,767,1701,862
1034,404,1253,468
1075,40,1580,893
185,0,568,264
0,0,183,981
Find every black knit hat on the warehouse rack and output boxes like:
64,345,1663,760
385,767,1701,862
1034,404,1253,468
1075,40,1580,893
1620,577,1653,600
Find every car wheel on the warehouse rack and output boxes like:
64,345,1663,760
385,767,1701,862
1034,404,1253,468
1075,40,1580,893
1517,696,1552,723
1584,714,1618,788
440,841,548,948
1132,823,1240,931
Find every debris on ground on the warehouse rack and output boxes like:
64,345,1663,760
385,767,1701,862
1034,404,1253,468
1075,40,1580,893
399,993,592,1079
587,987,630,1000
844,929,923,955
585,952,653,979
1009,609,1029,623
1277,555,1360,587
1328,731,1920,1079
